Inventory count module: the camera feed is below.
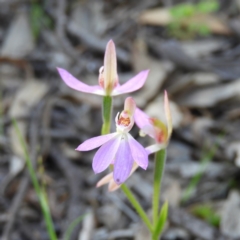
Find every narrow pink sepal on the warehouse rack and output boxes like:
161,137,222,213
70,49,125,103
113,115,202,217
124,97,136,117
108,180,121,192
96,162,140,192
134,107,151,130
128,134,148,170
145,144,166,155
164,90,173,138
104,40,118,93
57,67,104,95
96,172,113,188
76,133,118,151
96,172,121,191
112,70,149,96
92,136,121,173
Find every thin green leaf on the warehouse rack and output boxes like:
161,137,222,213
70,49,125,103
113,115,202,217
153,201,168,238
12,119,57,240
64,214,87,240
152,149,166,226
197,0,219,14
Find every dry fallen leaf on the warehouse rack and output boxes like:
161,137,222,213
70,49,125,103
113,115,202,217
131,38,174,107
78,209,95,240
177,80,240,107
220,191,240,238
1,12,34,58
9,80,48,158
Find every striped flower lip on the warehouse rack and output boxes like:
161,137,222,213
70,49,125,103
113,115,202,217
134,90,172,154
57,40,149,97
75,97,148,184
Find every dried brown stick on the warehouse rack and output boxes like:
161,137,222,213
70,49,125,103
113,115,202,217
55,0,80,61
67,23,130,65
56,0,130,65
1,177,29,240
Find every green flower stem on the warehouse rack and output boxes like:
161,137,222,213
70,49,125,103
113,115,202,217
121,184,153,233
152,149,166,227
13,119,57,240
101,96,112,135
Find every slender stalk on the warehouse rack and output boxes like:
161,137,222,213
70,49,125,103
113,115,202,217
121,184,153,233
152,201,168,239
152,235,158,240
64,214,87,240
13,119,57,240
152,149,166,227
101,96,112,135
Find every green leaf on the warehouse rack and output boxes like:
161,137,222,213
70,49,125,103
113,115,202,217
64,214,87,240
198,25,211,36
153,201,168,238
197,0,219,14
170,3,195,18
152,149,166,225
12,119,57,240
191,204,221,227
30,1,52,40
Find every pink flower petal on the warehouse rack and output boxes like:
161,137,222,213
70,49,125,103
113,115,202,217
76,133,118,151
124,97,136,117
57,67,104,95
134,107,151,129
103,40,118,94
113,138,134,184
108,180,120,192
145,144,166,155
128,134,148,170
96,172,113,188
112,70,149,96
164,90,173,139
92,136,121,173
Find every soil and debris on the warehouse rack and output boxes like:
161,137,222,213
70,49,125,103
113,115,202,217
0,0,240,239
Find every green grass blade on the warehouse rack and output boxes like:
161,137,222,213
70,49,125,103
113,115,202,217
64,214,87,240
12,119,57,240
153,201,168,239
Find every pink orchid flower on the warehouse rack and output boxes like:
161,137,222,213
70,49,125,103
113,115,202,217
57,40,149,96
135,90,172,154
76,97,148,184
96,91,172,192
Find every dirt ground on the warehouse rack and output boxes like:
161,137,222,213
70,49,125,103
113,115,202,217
1,0,240,239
